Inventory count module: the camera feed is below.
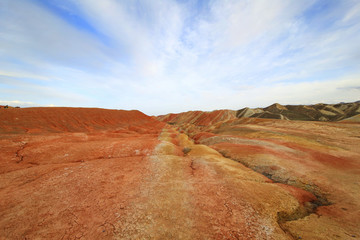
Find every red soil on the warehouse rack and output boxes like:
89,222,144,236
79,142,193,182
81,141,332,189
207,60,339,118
0,107,163,134
165,113,360,238
276,141,359,170
158,109,236,126
0,108,165,239
276,184,317,204
1,108,360,239
192,132,216,143
211,142,287,159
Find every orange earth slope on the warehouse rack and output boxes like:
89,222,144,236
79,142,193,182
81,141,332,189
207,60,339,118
158,110,360,239
0,107,359,239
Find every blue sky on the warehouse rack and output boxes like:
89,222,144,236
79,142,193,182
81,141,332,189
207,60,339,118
1,0,360,115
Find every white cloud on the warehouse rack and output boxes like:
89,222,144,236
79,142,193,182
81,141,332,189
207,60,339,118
72,0,186,77
0,100,55,107
0,0,109,68
0,0,359,115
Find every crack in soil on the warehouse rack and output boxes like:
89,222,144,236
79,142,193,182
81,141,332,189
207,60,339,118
15,142,27,163
189,158,196,175
182,147,196,175
175,128,332,239
218,151,332,204
216,150,333,239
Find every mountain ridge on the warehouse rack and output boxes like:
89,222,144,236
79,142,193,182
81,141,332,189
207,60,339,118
157,101,360,123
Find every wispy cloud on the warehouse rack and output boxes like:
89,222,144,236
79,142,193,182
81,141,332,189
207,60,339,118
0,0,359,114
0,100,55,107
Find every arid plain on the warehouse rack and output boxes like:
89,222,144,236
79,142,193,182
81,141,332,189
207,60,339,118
0,103,360,239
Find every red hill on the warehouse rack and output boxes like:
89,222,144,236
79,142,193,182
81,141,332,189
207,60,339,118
0,107,163,133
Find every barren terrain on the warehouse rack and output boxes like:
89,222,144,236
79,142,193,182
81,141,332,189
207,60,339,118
1,106,359,239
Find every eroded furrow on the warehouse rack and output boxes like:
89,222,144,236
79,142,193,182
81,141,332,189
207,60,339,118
145,127,317,239
171,120,360,239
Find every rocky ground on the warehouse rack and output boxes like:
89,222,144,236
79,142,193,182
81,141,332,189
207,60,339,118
0,107,359,239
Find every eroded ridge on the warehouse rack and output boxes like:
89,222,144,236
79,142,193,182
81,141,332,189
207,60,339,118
1,124,328,239
159,112,360,239
1,107,359,239
116,126,334,239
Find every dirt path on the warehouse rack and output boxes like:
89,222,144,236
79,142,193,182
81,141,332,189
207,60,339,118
113,127,196,239
109,126,312,239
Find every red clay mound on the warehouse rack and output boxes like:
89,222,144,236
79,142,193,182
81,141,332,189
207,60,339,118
157,109,236,126
0,107,164,133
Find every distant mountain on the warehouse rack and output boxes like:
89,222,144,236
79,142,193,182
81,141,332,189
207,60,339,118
236,101,360,122
157,101,360,125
